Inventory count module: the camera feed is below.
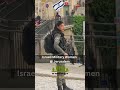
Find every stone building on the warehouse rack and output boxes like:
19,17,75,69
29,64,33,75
35,0,82,20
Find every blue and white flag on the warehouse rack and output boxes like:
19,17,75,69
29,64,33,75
53,0,64,11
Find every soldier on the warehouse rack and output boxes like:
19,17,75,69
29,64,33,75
52,21,73,90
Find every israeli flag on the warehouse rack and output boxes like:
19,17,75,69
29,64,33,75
53,0,64,11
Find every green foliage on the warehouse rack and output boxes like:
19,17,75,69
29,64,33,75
71,16,85,55
72,16,85,35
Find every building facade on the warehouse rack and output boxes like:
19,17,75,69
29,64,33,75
35,0,83,20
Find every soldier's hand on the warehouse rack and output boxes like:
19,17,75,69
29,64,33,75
64,53,68,59
64,53,68,56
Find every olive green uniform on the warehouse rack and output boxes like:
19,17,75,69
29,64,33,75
54,33,66,87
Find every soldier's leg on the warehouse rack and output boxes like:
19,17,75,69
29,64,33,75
61,62,66,84
56,62,64,90
61,63,73,90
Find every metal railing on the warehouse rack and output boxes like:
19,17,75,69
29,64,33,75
0,18,34,79
86,22,117,88
35,16,73,40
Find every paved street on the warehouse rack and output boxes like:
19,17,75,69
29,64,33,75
35,63,85,79
35,63,85,90
35,76,85,90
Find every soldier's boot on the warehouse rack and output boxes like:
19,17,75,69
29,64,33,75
58,86,62,90
63,83,73,90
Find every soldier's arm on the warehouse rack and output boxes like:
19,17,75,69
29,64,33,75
54,33,66,55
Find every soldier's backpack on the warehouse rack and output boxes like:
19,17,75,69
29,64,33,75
44,33,58,54
44,30,66,54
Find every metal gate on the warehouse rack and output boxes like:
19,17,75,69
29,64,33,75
86,22,117,88
0,18,34,78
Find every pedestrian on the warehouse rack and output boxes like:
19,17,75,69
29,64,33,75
52,21,73,90
35,16,41,27
65,11,69,16
55,12,61,24
71,10,75,16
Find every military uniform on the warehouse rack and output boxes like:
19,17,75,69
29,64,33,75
53,29,73,90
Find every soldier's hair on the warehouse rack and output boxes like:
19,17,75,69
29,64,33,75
54,21,63,30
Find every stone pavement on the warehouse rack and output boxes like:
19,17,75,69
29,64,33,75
35,63,85,90
35,63,85,80
35,76,85,90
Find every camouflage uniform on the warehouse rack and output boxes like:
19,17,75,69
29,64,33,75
54,33,66,87
53,32,73,90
